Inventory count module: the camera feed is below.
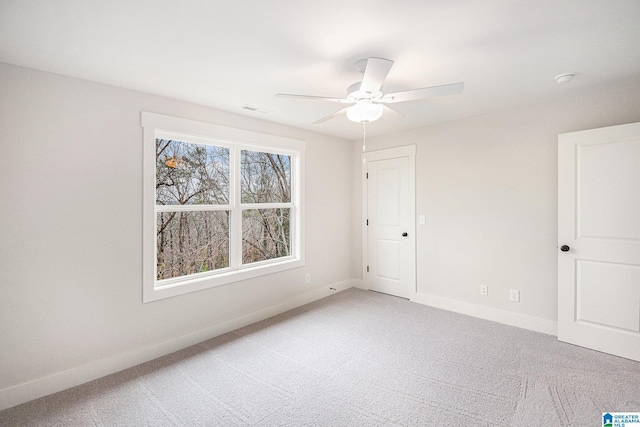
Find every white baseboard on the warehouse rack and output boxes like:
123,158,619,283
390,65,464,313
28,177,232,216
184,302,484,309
0,280,355,411
411,292,557,336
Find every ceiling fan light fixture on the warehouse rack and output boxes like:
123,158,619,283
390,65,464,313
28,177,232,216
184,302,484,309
346,99,383,123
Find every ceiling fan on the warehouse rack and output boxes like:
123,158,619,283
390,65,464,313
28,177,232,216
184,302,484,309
276,57,464,124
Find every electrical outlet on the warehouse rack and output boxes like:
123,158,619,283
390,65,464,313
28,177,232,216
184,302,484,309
510,289,520,302
480,285,488,296
305,273,311,284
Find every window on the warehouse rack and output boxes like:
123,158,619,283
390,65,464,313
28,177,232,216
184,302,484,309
142,112,305,302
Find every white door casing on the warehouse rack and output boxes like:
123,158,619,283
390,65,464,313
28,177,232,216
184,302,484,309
362,145,416,299
558,122,640,362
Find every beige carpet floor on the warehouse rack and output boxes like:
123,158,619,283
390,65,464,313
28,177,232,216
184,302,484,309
1,288,639,426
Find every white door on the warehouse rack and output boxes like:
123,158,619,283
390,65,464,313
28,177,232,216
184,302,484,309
558,122,640,362
364,146,415,299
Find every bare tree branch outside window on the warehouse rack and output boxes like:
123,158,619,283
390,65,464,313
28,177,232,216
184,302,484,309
155,139,230,280
241,150,291,263
155,141,292,280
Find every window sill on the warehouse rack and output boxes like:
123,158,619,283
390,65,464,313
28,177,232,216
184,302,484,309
143,257,305,302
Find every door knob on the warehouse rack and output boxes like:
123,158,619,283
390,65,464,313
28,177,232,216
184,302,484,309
402,232,408,237
560,245,570,252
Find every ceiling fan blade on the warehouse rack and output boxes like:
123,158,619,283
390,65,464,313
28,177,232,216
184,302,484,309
381,104,405,119
276,93,351,103
360,57,394,94
381,82,464,103
312,107,348,124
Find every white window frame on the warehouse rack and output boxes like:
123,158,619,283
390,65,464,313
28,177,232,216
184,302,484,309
142,112,305,302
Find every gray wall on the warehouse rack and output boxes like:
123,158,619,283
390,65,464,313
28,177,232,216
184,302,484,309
0,63,354,403
352,83,640,325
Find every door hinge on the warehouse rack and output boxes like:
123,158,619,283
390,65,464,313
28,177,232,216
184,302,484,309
366,172,368,179
366,266,369,272
366,219,369,226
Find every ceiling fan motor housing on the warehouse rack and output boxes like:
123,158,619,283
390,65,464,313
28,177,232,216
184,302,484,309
347,81,382,101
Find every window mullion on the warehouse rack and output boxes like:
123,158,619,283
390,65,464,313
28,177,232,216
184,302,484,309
240,202,293,210
155,204,231,213
230,145,243,269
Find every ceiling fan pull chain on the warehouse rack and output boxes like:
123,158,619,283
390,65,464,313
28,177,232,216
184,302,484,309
362,122,367,153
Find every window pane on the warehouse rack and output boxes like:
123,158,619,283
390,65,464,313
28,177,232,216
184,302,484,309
157,211,229,280
241,150,291,203
242,208,290,264
156,139,229,205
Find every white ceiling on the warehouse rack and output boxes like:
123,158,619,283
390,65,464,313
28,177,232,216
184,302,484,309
2,0,639,140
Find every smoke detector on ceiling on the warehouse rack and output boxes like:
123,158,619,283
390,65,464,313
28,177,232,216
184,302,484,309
555,73,576,84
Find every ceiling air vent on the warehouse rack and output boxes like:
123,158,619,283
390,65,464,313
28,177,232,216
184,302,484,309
241,105,271,114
